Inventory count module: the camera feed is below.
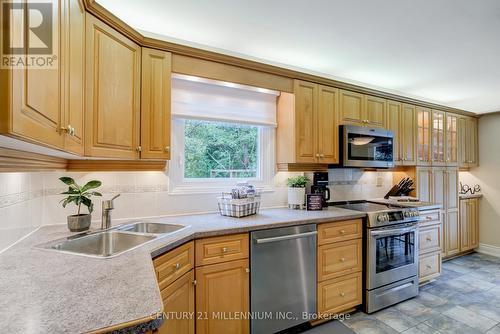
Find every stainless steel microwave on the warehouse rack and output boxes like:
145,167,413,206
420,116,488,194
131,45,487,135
339,125,395,168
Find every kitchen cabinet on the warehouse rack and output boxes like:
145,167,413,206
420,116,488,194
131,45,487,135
431,110,446,166
159,270,195,334
401,104,417,165
460,197,480,252
196,259,249,334
459,116,479,168
416,107,432,165
419,252,441,283
387,101,402,164
416,167,432,203
85,15,141,158
317,219,362,317
141,48,172,160
418,209,442,283
2,0,85,153
445,113,458,166
195,233,249,267
339,91,386,127
277,80,339,166
445,210,460,257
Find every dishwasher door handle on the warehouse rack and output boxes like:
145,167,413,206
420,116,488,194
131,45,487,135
254,231,317,244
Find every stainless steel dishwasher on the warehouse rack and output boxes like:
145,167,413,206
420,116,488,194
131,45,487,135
250,224,317,334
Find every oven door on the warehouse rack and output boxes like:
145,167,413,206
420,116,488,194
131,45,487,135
367,222,419,290
342,125,394,168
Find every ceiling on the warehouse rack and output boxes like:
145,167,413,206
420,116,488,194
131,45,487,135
97,0,500,114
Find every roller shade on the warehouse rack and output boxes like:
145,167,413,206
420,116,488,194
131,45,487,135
172,74,278,127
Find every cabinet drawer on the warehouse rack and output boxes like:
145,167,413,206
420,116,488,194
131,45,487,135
318,239,362,281
318,272,362,315
419,225,441,254
318,219,362,245
153,242,194,290
419,252,441,283
195,234,248,267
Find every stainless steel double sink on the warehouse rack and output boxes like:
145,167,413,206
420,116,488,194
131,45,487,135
37,222,188,258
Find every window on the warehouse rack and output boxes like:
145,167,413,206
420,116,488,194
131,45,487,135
184,119,259,179
169,74,277,193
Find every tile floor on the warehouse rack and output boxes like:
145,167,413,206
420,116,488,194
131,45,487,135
340,252,500,334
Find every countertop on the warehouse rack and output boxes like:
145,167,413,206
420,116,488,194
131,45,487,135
459,193,483,199
0,207,365,334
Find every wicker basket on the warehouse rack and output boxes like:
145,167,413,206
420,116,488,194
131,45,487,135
217,193,261,218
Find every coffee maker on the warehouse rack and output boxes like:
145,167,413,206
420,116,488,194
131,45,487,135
311,172,330,208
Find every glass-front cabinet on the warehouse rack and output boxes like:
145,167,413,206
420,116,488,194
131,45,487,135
416,107,431,165
445,113,458,166
431,110,445,165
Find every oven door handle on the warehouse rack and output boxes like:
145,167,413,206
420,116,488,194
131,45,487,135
370,226,417,237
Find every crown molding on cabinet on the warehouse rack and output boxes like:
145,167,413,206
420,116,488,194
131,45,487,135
66,159,166,172
82,0,477,117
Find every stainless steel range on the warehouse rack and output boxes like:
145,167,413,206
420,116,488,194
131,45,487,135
334,201,420,313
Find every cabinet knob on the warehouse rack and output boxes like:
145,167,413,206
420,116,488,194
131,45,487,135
193,279,197,286
222,247,228,253
340,229,346,235
426,265,432,269
136,146,142,153
60,125,74,136
340,257,346,262
164,146,170,153
245,268,250,273
319,154,325,158
174,263,180,270
339,292,346,297
315,153,320,158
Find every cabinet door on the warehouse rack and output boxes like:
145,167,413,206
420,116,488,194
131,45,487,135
365,95,386,127
446,210,460,257
196,260,249,334
445,113,458,166
85,15,141,158
467,118,479,167
141,48,172,160
460,200,471,252
431,110,445,165
339,90,364,125
10,0,64,149
159,270,195,334
386,101,402,164
62,0,85,155
432,168,445,207
317,85,339,163
416,167,432,202
294,80,318,163
416,107,431,165
469,198,479,249
446,168,458,211
402,104,417,165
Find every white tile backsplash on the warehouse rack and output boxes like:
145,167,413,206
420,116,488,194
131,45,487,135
325,169,394,202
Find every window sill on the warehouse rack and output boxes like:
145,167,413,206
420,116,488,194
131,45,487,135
168,184,275,196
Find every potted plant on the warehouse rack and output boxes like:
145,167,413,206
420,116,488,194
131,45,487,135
286,176,310,209
59,177,102,232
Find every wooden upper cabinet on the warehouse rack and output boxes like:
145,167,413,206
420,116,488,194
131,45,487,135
416,107,431,165
386,101,402,164
62,0,85,155
85,15,141,158
416,167,432,203
401,104,417,165
431,167,446,207
196,259,249,334
458,116,479,168
317,85,339,163
339,90,364,125
445,113,458,166
294,80,317,163
365,95,386,127
141,48,172,160
431,110,445,165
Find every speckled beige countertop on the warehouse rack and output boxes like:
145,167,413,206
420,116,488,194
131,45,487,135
459,193,483,199
0,207,365,334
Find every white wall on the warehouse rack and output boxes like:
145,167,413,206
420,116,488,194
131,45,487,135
463,113,500,249
0,168,396,252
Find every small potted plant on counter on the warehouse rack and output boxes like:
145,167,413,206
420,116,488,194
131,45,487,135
286,175,310,209
59,177,102,232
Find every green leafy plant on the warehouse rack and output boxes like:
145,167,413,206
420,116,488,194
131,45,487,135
286,176,310,188
59,177,102,215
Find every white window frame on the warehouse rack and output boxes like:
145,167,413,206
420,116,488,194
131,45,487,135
168,118,276,195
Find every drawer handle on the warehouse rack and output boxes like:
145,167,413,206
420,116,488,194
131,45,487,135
426,265,432,269
222,247,228,253
426,216,433,220
174,263,181,270
339,292,345,297
426,237,432,242
340,230,346,235
245,268,250,273
340,257,346,262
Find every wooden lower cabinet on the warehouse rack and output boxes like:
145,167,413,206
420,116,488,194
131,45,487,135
419,252,441,283
445,210,460,257
418,210,442,283
196,259,249,334
318,272,362,316
317,239,362,281
460,198,480,252
159,270,195,334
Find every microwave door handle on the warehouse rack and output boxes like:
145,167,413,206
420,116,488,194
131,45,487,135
325,187,330,201
370,226,417,237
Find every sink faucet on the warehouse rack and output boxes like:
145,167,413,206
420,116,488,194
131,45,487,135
101,194,121,230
